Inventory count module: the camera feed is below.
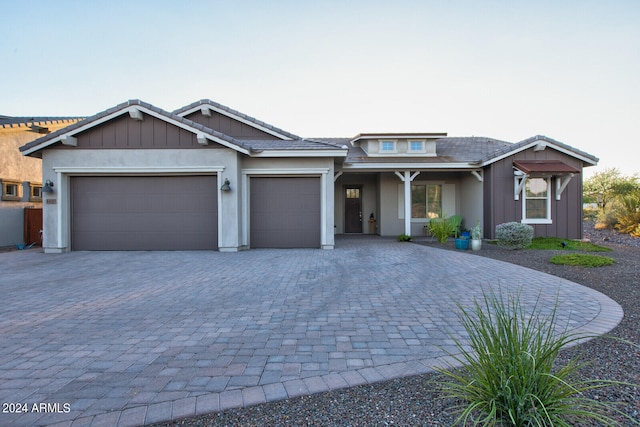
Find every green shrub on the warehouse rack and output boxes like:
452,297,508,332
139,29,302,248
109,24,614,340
528,237,612,252
397,233,412,242
436,290,632,426
495,222,534,249
429,218,457,243
550,253,616,267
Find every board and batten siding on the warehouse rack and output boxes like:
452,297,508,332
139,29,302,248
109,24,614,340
48,114,222,150
484,147,585,240
184,110,279,140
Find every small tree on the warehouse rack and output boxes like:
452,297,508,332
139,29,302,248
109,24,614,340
583,168,639,214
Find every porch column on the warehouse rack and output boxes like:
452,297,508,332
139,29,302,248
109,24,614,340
395,171,421,236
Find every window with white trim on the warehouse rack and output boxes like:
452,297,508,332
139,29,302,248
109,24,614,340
411,184,442,219
522,177,551,224
379,140,396,153
409,140,424,152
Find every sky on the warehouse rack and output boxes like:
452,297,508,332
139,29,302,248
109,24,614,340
2,0,638,178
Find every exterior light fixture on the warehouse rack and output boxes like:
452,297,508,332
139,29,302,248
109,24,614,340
42,179,55,193
220,178,231,192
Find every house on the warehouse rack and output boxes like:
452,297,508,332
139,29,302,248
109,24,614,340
19,99,597,253
0,115,82,247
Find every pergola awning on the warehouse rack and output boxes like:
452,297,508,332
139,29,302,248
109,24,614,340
513,160,580,175
513,160,580,201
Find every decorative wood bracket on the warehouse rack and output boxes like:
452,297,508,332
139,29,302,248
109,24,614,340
394,171,421,182
555,174,574,200
334,171,343,182
196,133,209,145
471,170,483,182
514,172,528,200
61,135,77,147
129,109,144,121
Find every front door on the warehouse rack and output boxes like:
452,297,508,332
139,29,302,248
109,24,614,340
344,186,362,233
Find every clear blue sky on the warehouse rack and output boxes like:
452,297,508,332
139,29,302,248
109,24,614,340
2,0,638,177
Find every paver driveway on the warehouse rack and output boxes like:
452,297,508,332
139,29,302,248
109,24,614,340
0,236,622,426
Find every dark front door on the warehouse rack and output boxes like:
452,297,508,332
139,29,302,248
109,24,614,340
344,187,362,233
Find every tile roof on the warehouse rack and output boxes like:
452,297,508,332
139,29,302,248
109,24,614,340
0,115,83,129
19,100,347,157
344,137,512,165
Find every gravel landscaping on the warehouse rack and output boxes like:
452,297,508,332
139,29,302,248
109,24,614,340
153,222,640,426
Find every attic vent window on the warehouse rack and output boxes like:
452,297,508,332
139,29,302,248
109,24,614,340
380,140,396,153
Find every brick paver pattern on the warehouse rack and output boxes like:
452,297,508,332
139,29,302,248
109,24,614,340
0,236,622,426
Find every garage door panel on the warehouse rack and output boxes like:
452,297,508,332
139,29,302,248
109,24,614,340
250,177,320,248
72,176,217,250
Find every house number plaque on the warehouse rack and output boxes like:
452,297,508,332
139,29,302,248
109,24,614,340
46,199,57,204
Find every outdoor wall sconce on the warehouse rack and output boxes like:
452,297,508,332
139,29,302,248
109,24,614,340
220,178,231,192
42,179,55,193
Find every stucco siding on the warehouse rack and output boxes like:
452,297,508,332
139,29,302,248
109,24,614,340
40,148,239,252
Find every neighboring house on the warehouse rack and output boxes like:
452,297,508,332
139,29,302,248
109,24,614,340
0,115,82,247
19,99,597,253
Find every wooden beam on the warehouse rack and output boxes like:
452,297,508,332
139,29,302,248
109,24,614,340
555,174,574,200
201,107,212,117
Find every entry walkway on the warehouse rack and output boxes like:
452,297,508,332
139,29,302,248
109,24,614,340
0,237,622,426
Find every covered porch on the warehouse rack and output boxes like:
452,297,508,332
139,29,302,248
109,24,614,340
333,170,485,238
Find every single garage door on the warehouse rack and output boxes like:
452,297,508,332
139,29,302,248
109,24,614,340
71,176,218,250
250,177,321,248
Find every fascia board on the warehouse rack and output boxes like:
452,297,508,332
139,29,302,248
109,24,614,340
177,104,294,141
249,150,348,158
342,162,474,170
52,166,225,175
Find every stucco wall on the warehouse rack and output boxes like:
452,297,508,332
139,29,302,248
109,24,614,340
1,121,79,247
41,148,239,252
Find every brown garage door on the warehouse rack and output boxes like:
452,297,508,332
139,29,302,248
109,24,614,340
71,176,218,250
250,177,321,248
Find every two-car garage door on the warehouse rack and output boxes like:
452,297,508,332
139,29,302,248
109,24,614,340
71,176,218,250
70,175,321,250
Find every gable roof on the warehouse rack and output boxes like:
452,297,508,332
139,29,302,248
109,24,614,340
174,99,301,141
477,135,599,166
20,100,348,158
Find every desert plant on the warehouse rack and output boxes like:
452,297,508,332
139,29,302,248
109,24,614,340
495,222,534,249
435,289,634,426
471,220,482,240
615,192,640,237
429,218,456,243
